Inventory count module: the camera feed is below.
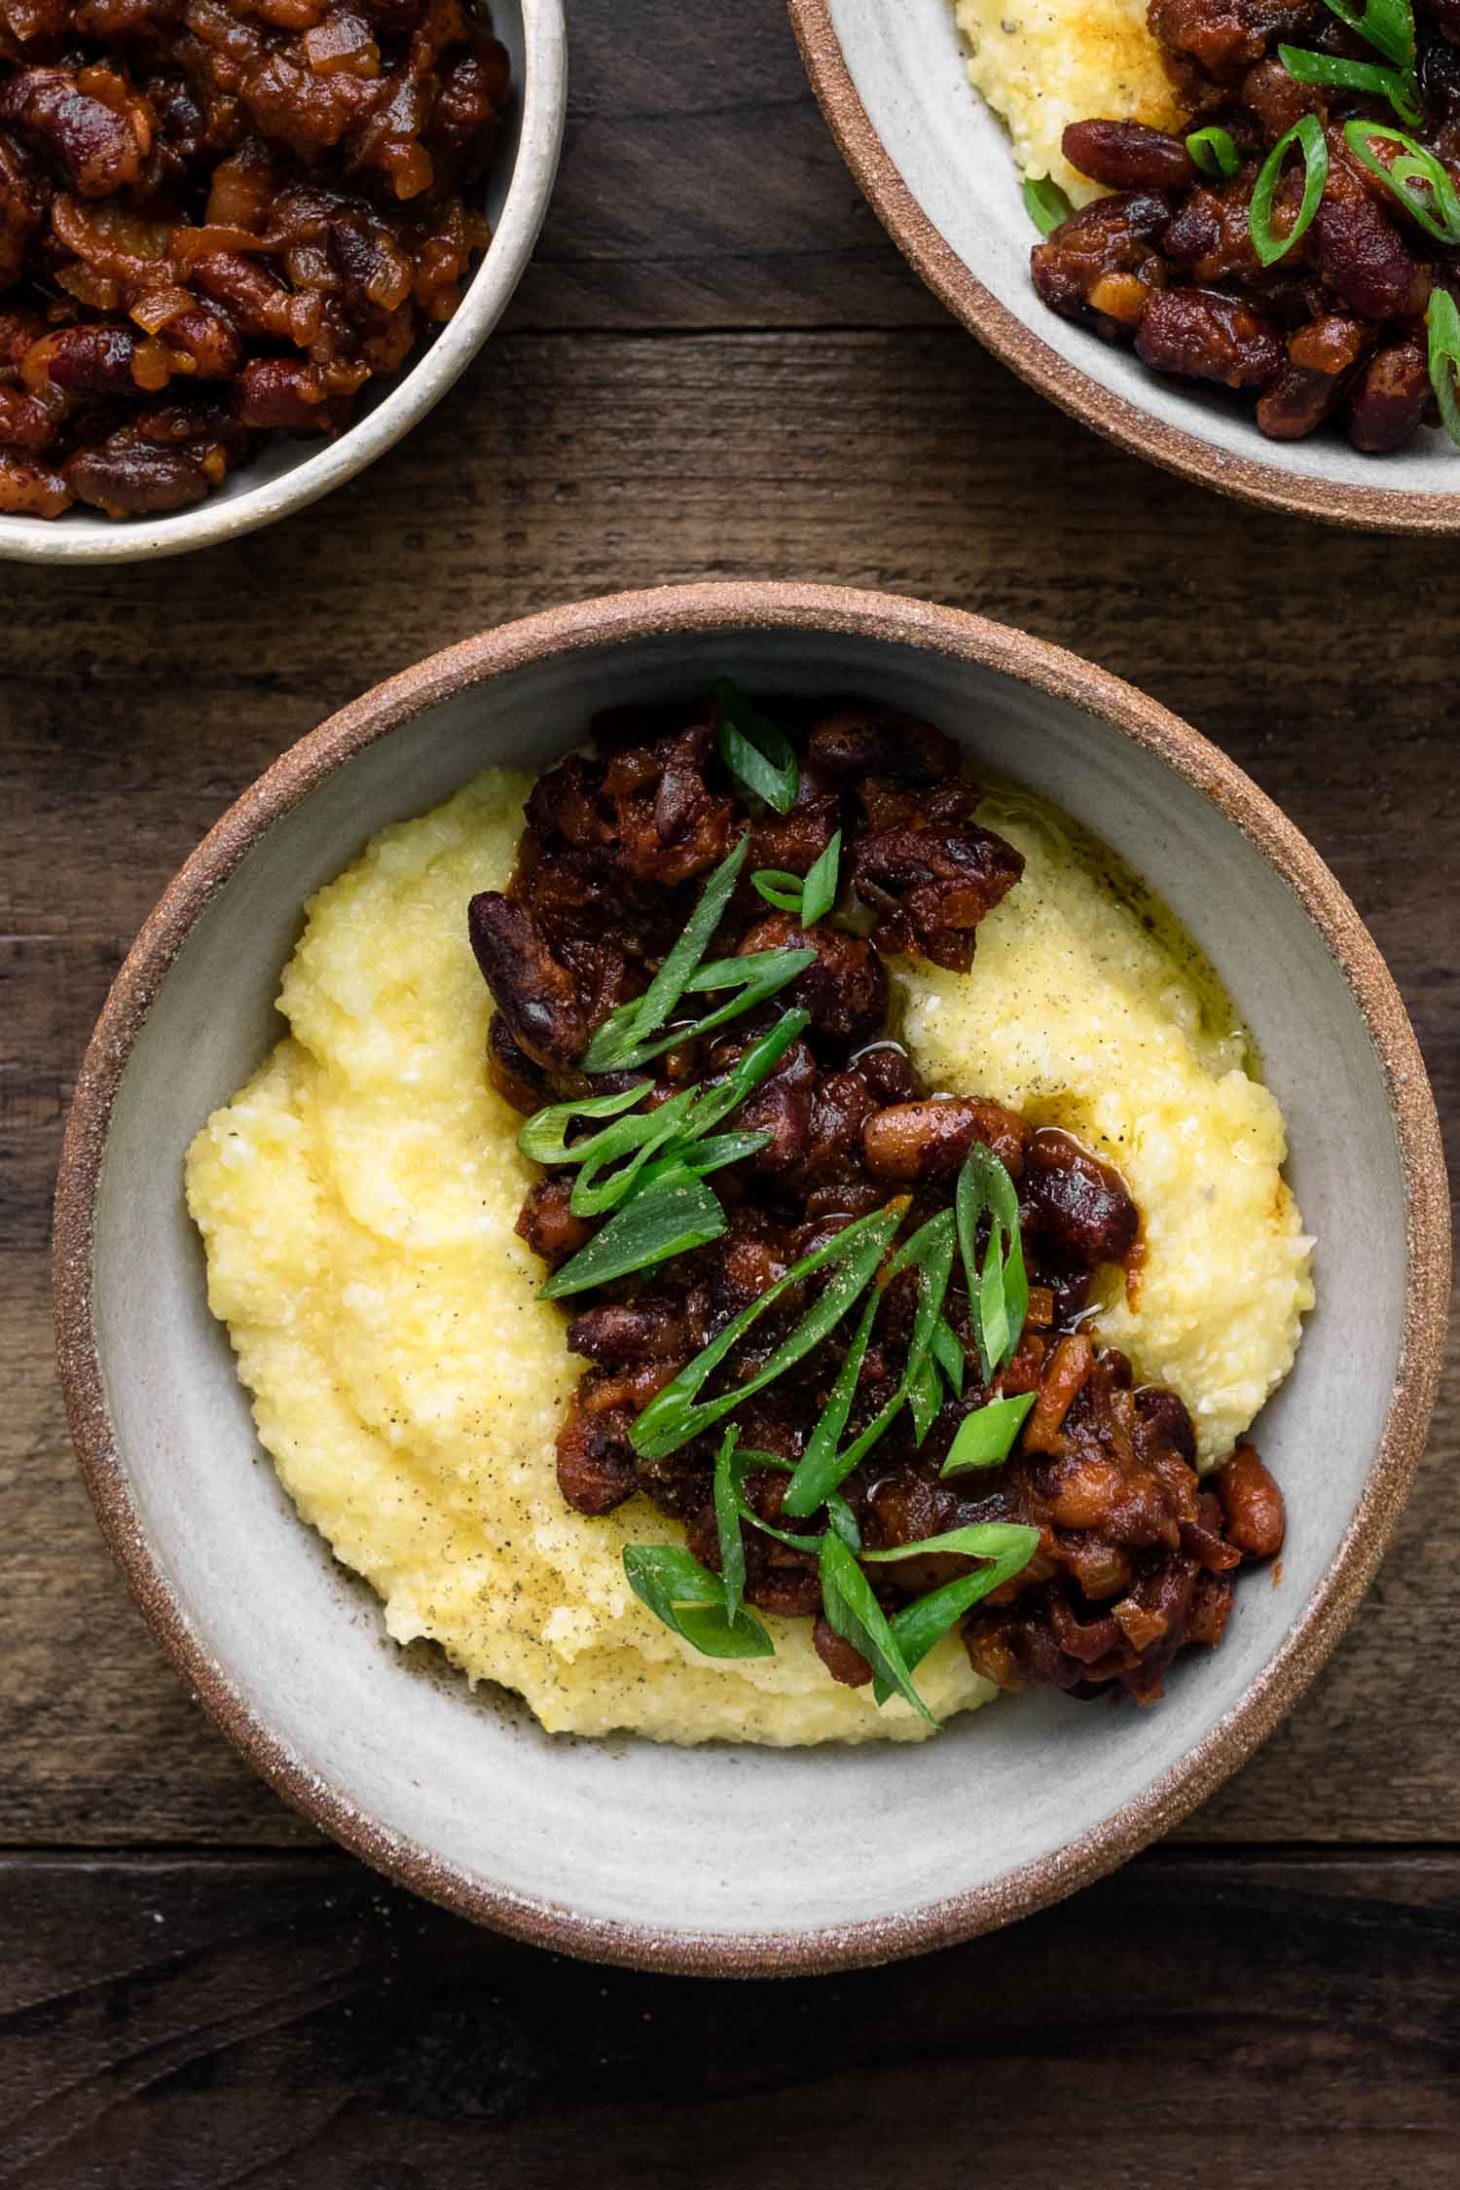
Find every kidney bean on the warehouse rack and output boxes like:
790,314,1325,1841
0,450,70,515
63,433,212,516
1313,152,1429,322
1346,332,1433,452
1022,1127,1140,1264
862,1096,1028,1183
0,69,148,197
1032,190,1172,325
1135,285,1283,387
1064,118,1197,192
1214,1445,1286,1559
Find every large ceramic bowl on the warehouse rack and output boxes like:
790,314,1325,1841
54,583,1449,1973
788,0,1460,532
1,0,566,567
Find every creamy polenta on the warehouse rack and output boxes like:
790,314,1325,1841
952,0,1181,203
186,768,1312,1745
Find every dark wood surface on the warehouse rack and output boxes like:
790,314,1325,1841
1,0,1457,2175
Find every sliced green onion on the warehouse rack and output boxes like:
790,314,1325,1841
541,1163,724,1299
1277,46,1420,128
1343,119,1460,243
568,1087,700,1216
862,1521,1037,1565
623,1543,773,1659
800,831,842,925
603,949,814,1072
750,831,841,925
631,1203,905,1460
1322,0,1414,69
518,1081,650,1166
732,1449,862,1553
1023,175,1073,236
581,834,749,1071
712,1428,747,1626
750,868,805,913
818,1532,933,1725
1426,288,1460,446
877,1525,1040,1697
714,680,799,814
931,1317,966,1396
663,1129,772,1177
896,1210,957,1446
1186,125,1241,180
956,1145,1029,1382
779,1210,956,1517
778,1288,881,1519
672,1007,810,1144
1249,109,1329,267
940,1391,1038,1474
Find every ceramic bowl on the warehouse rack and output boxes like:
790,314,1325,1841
0,0,566,567
54,582,1449,1973
788,0,1460,532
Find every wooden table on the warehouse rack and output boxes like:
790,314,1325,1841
3,2,1457,2179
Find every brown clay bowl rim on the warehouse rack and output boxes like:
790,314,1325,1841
54,581,1450,1976
786,0,1460,535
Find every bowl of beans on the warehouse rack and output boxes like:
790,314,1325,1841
0,0,566,561
54,583,1449,1971
790,0,1460,531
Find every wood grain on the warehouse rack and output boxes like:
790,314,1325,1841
1,1850,1456,2186
2,329,1455,1848
506,0,944,332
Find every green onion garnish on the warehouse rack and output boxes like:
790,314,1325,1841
714,680,799,814
1022,176,1073,236
818,1532,934,1724
1276,46,1420,127
716,1444,853,1558
931,1316,966,1395
749,870,804,913
940,1390,1038,1474
631,1202,906,1460
1342,120,1460,243
601,948,815,1074
1186,125,1241,180
568,1087,701,1217
712,1428,748,1626
623,1543,772,1659
1249,111,1329,266
955,1144,1029,1382
751,828,842,926
779,1209,956,1517
518,1081,651,1165
776,1287,880,1521
1322,0,1414,69
1426,288,1460,446
800,830,842,924
877,1524,1040,1697
541,1162,725,1299
581,834,749,1071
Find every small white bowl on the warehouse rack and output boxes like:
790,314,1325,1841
790,0,1460,531
54,584,1449,1973
0,0,566,566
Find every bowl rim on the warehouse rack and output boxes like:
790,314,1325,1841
53,580,1451,1976
785,0,1460,536
0,0,567,568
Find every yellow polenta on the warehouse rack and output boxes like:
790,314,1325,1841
186,769,1312,1745
952,0,1183,203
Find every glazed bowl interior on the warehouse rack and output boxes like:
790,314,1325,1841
796,0,1460,529
0,0,564,566
72,598,1438,1971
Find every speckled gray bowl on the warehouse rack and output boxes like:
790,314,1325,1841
1,0,566,566
789,0,1460,531
54,584,1449,1973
